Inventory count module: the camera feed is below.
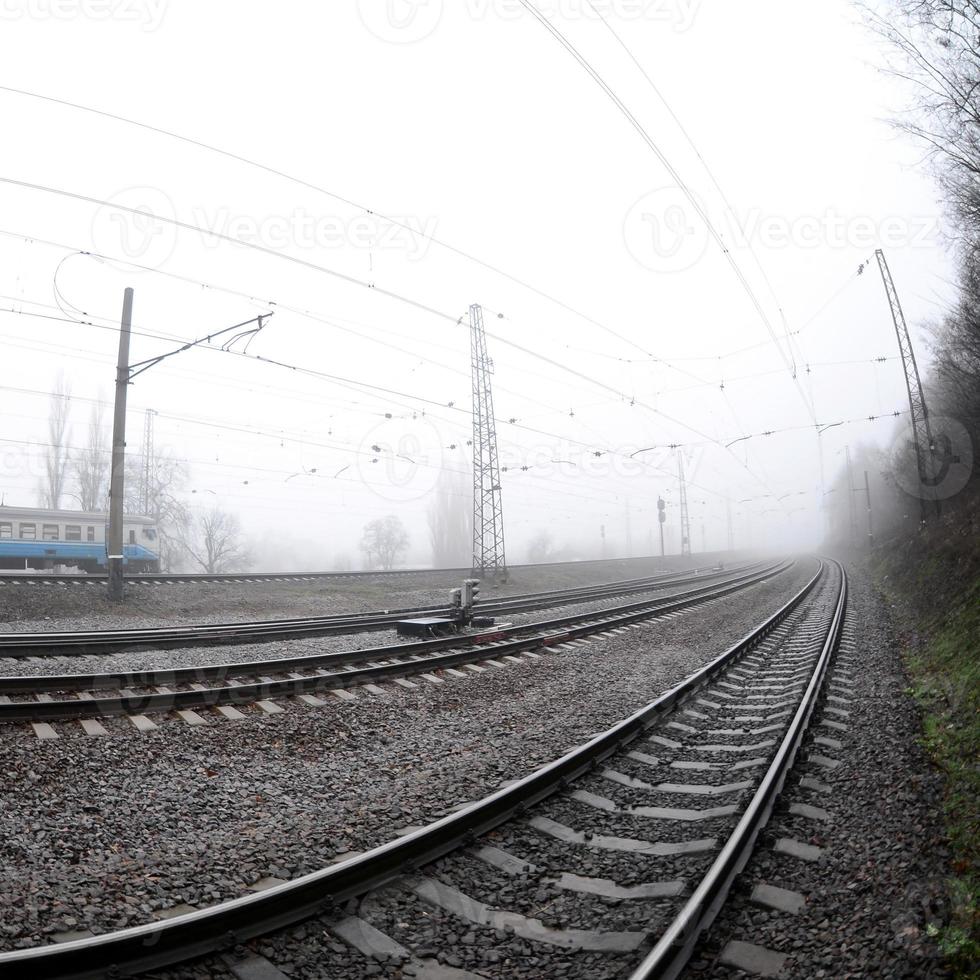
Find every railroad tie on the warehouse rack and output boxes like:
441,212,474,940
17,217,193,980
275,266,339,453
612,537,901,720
719,940,790,977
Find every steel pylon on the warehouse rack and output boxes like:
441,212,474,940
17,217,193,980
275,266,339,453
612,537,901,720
874,249,939,521
469,304,507,577
677,450,692,556
139,408,156,516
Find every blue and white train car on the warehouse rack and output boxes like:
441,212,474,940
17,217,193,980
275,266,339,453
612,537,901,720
0,506,160,573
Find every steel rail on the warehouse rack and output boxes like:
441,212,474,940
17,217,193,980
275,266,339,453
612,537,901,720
0,561,753,657
0,559,827,980
0,552,744,586
0,561,792,716
628,557,847,979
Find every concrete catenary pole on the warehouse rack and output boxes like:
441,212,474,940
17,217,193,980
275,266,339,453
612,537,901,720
844,445,858,547
864,470,874,547
107,288,133,601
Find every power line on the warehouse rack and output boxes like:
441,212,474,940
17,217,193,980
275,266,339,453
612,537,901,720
516,1,819,426
584,1,801,356
7,223,836,497
0,83,694,368
1,312,905,460
1,305,907,509
0,174,457,323
507,9,816,520
3,228,735,456
2,230,881,511
0,386,681,515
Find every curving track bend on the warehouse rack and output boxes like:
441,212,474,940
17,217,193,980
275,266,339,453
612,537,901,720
0,557,847,979
0,561,788,727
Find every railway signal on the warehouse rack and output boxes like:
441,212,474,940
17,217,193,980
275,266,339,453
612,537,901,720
462,578,480,616
399,578,485,636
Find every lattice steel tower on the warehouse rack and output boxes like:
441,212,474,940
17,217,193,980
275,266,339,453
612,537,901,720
677,450,692,556
470,304,507,577
874,249,938,521
139,408,157,516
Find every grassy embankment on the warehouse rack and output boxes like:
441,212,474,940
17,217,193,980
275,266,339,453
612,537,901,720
872,514,979,976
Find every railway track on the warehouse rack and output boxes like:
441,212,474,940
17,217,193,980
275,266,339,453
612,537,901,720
0,557,846,979
0,566,468,587
0,560,790,727
0,561,755,657
0,553,734,587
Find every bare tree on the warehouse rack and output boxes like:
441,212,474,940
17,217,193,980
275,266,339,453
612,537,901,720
865,2,980,507
180,506,251,573
71,398,109,512
125,448,190,572
527,529,558,563
38,374,71,509
361,515,409,570
866,1,980,235
427,468,470,568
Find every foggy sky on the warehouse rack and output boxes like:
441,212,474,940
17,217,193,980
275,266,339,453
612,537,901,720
0,0,956,566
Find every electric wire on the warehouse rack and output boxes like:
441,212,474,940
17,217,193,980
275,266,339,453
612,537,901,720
516,0,815,425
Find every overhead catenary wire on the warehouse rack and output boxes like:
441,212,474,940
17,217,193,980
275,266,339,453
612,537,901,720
0,302,906,497
19,220,860,479
512,1,822,517
515,0,819,428
583,0,805,369
0,83,690,369
0,225,778,489
0,425,669,520
2,228,894,522
2,223,730,451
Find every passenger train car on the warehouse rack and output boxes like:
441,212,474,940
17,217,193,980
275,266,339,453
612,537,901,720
0,506,160,573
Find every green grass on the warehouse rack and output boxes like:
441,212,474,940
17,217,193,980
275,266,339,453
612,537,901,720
876,549,980,977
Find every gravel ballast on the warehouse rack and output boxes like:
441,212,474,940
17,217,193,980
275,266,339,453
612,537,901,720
685,559,951,979
0,563,769,680
0,553,744,631
2,559,949,979
0,562,810,953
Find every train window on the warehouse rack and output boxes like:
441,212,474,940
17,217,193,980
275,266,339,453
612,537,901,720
66,525,82,541
42,524,59,541
128,530,136,544
87,526,95,541
19,523,36,539
143,527,157,540
0,522,11,539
